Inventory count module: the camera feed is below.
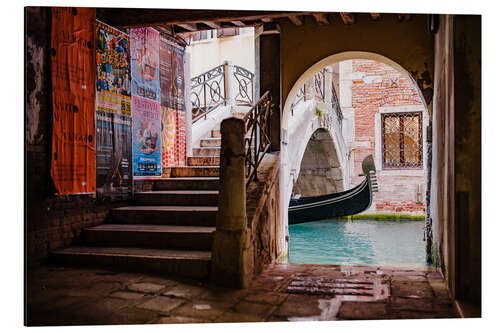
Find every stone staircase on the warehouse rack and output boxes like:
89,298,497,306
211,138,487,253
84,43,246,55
51,173,219,280
51,109,248,281
190,127,222,166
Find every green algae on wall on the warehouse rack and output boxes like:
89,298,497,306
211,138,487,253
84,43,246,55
336,214,425,221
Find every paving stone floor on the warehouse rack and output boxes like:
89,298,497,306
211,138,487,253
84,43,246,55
26,263,457,326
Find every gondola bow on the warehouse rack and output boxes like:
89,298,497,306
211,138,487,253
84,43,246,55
288,155,378,224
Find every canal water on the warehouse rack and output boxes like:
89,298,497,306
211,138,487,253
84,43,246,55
288,219,429,268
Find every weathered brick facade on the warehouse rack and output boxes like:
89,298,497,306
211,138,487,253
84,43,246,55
343,59,428,216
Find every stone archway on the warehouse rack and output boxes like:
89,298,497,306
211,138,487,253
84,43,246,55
279,51,432,255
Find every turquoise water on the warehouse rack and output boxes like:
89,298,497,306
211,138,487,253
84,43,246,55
289,219,429,268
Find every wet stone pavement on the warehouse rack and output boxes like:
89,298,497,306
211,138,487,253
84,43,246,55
26,263,457,325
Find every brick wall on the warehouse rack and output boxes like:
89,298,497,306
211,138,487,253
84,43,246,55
25,7,126,267
349,59,427,215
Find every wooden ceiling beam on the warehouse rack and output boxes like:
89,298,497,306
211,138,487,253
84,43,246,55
261,22,280,35
176,23,198,32
288,15,303,26
369,13,381,21
339,12,356,25
261,17,273,23
96,8,307,29
230,20,246,27
153,25,173,35
203,21,221,29
312,13,329,25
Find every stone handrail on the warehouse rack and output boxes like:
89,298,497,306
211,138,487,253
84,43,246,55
211,92,279,289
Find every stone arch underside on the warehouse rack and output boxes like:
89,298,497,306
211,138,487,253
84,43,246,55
293,128,344,197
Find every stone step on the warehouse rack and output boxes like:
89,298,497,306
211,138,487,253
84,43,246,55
110,206,218,226
211,129,221,138
50,246,211,280
83,224,215,251
200,138,221,147
170,166,219,177
152,177,219,190
134,190,219,206
233,113,247,119
192,146,252,158
192,147,220,157
187,157,220,167
231,105,251,115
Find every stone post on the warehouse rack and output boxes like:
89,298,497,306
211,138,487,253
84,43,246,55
211,117,253,288
223,60,236,107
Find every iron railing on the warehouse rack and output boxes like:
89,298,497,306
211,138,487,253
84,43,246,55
290,84,306,116
233,65,254,106
191,63,255,123
290,68,344,129
331,80,343,128
313,68,327,102
191,65,226,122
243,91,272,187
290,68,326,116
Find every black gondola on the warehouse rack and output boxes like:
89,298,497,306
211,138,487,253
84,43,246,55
288,155,378,224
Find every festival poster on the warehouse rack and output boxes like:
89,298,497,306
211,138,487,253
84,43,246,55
51,7,96,194
130,28,161,103
132,96,162,178
95,21,132,197
96,21,131,103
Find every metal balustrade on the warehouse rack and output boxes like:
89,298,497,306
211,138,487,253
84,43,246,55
233,65,254,106
291,67,343,130
191,64,226,123
191,63,254,123
242,91,272,186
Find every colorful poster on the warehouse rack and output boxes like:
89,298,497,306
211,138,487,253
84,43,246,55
131,27,162,178
175,110,187,166
159,35,186,167
95,21,132,198
131,28,161,103
51,7,96,194
132,96,162,177
161,107,177,166
96,21,131,101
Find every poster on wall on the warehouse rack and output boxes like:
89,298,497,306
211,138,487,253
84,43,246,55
132,96,162,177
160,35,185,110
159,35,186,167
95,111,132,196
131,27,162,178
161,107,177,167
95,21,132,198
131,27,161,103
96,21,131,103
51,7,96,194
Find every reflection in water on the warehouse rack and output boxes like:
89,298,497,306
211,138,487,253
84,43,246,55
289,219,429,268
